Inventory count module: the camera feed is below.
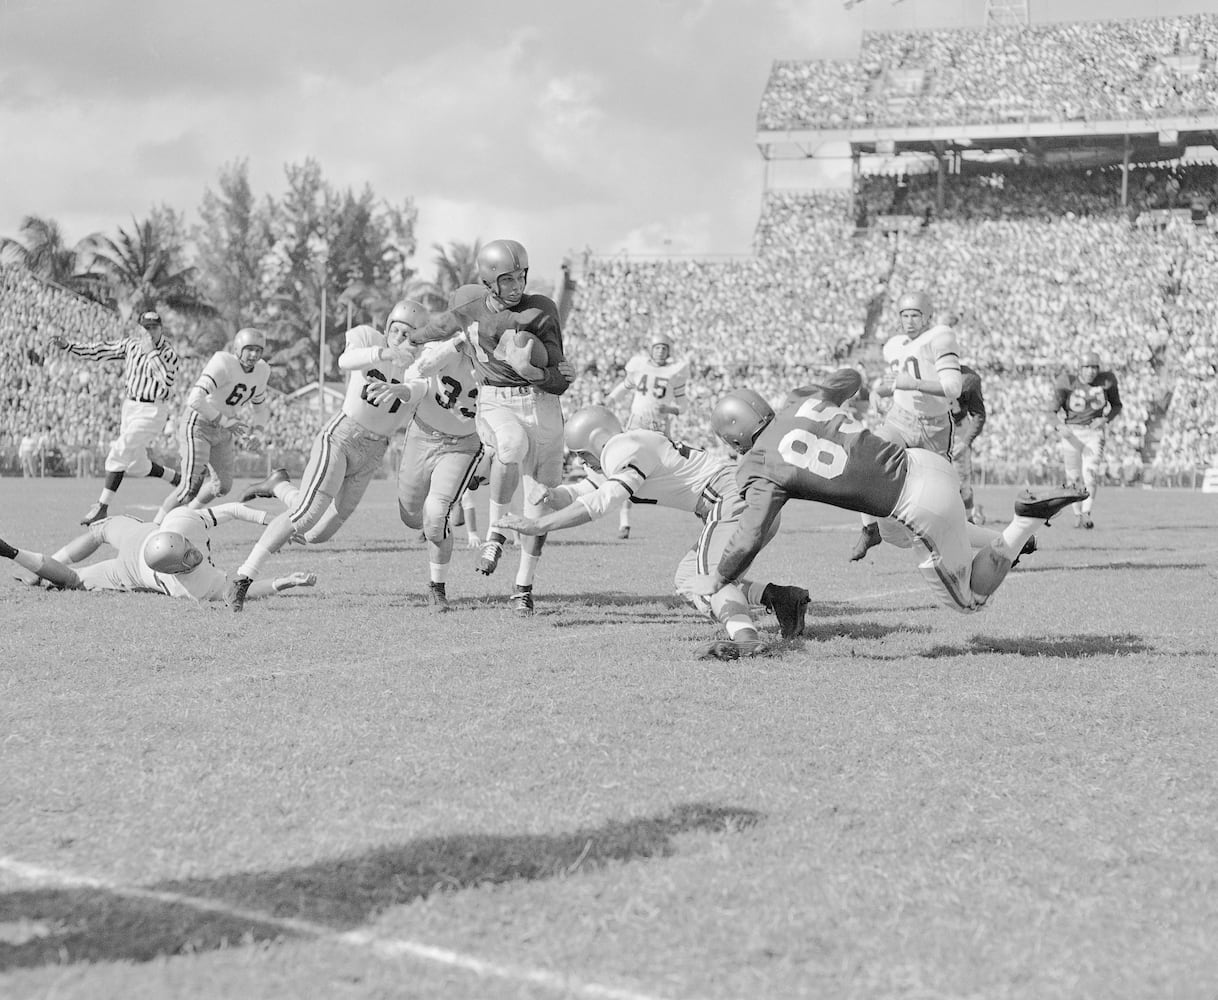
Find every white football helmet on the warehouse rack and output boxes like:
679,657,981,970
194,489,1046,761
142,531,204,575
233,327,267,373
564,406,622,472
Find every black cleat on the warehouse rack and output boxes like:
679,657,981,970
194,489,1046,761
1012,535,1036,569
510,585,534,617
241,468,289,502
849,522,882,562
225,574,253,612
80,502,109,526
476,539,504,576
428,581,450,613
617,526,630,540
1081,514,1094,529
1015,486,1089,525
0,537,17,561
766,584,810,639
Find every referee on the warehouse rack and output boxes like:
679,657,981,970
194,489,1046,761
52,310,182,525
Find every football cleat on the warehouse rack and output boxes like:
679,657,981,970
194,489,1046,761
694,638,766,661
849,522,882,562
80,502,109,526
617,526,630,540
1014,486,1089,525
968,505,986,526
765,585,810,639
428,581,450,613
0,537,17,560
510,586,534,617
476,539,503,575
1011,535,1036,569
225,574,253,613
241,468,289,502
1081,515,1094,530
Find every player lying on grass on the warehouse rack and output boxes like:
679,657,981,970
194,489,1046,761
696,369,1087,615
493,405,810,660
1,503,316,602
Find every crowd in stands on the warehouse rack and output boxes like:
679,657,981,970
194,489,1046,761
759,13,1218,130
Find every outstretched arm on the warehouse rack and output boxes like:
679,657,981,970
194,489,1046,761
495,480,629,535
697,478,789,593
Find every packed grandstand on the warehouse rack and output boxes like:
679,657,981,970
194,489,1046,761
2,12,1216,487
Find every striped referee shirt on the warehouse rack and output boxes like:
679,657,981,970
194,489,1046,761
61,334,180,402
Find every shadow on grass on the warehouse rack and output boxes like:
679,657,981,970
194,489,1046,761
922,633,1152,658
0,802,761,971
804,619,934,641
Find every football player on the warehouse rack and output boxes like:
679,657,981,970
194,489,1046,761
407,240,576,617
492,405,810,660
696,371,1086,616
950,363,987,525
851,291,961,562
226,301,434,611
605,331,690,539
1051,351,1122,529
1,504,315,602
396,286,484,613
154,327,271,525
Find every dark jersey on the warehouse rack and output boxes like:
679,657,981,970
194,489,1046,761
409,291,570,396
1052,370,1122,426
716,385,909,582
950,365,986,444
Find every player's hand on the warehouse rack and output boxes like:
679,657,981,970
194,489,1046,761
556,360,576,384
364,379,413,405
282,572,317,589
511,307,555,337
497,335,545,384
465,533,482,549
494,514,543,536
287,529,309,546
50,334,69,350
381,342,417,369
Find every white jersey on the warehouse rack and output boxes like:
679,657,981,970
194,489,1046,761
887,325,957,418
341,325,424,438
617,353,689,429
596,430,732,514
413,345,479,437
193,351,270,424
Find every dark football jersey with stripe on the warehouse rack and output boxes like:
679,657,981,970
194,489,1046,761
1052,371,1122,426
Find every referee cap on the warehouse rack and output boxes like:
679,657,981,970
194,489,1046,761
137,311,163,328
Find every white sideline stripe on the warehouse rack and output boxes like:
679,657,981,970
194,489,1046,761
0,856,668,1000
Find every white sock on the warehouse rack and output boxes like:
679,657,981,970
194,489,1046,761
238,542,274,580
998,515,1041,558
430,561,449,584
515,552,540,588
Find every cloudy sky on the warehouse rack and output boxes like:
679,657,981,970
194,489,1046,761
0,0,1206,283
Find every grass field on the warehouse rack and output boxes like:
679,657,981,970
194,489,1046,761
2,475,1217,1000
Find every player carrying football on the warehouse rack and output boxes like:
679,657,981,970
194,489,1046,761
407,239,576,616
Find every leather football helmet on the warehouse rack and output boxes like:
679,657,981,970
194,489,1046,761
1078,351,1102,384
477,240,529,304
384,300,430,345
142,531,204,575
711,389,774,454
896,290,933,318
564,405,623,472
649,332,673,365
233,327,267,373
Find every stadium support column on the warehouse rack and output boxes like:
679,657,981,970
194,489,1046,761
1121,134,1131,209
934,142,946,217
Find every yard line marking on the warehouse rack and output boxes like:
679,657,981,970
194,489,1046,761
0,856,672,1000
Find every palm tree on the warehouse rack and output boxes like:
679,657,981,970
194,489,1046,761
83,213,217,322
0,215,109,301
405,240,482,311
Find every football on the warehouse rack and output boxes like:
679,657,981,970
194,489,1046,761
513,328,548,368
